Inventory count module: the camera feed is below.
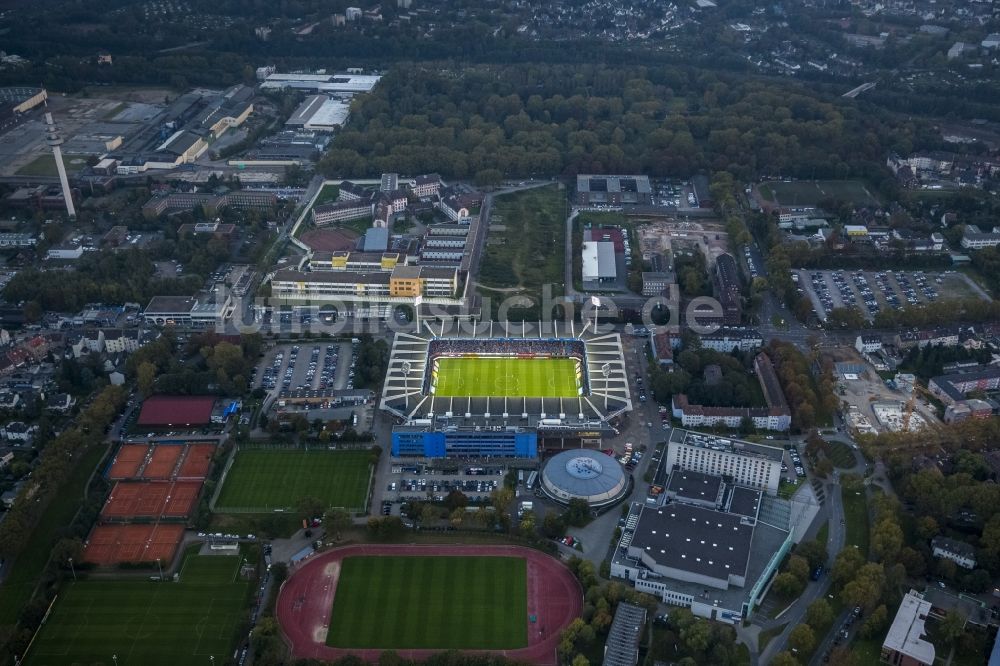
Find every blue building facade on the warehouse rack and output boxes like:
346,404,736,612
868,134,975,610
391,427,538,458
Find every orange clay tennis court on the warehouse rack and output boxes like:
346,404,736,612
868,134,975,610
141,445,184,479
108,445,150,479
82,523,185,565
101,481,203,520
177,444,215,479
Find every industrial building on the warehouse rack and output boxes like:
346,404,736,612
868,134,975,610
663,430,784,494
258,71,382,94
286,95,350,131
582,241,617,283
575,175,653,206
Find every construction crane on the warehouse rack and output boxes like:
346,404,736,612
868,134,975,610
902,383,938,432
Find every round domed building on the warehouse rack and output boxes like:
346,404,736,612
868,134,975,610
540,450,629,507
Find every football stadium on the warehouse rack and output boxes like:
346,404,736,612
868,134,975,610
381,320,631,458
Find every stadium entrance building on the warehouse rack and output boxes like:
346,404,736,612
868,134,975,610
382,320,632,459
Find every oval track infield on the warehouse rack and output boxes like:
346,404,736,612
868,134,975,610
276,544,583,665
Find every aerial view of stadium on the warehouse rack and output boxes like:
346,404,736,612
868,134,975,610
383,321,628,419
382,321,631,457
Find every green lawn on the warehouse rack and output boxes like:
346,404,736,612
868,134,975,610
826,440,856,469
434,357,580,398
314,183,341,205
16,153,89,177
841,486,870,556
326,555,527,649
758,180,879,207
478,184,566,304
215,449,372,512
0,444,108,626
26,554,249,666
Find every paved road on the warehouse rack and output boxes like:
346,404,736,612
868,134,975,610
757,441,867,665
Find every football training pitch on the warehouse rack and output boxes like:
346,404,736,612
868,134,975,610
326,556,527,650
433,357,580,398
26,554,248,666
758,179,880,207
216,449,372,512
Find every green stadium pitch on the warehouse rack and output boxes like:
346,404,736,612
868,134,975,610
326,555,527,650
433,357,580,398
25,554,248,666
216,448,372,512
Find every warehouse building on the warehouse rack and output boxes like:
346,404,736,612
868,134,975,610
582,241,618,284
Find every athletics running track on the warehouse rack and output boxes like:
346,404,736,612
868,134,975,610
276,544,583,665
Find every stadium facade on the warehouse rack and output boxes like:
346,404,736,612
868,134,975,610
382,321,632,458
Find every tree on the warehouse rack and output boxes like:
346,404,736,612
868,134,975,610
937,610,966,645
421,503,439,525
785,554,810,583
571,655,590,666
860,604,889,639
796,539,828,570
51,537,84,568
772,572,805,597
443,489,468,512
771,651,800,666
323,508,352,541
788,624,815,654
542,511,565,539
297,496,325,521
564,498,591,527
137,361,157,397
806,599,834,629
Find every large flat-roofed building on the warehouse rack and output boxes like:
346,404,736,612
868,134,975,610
269,265,457,303
961,224,1000,250
142,294,232,328
610,492,792,623
576,175,652,206
664,430,784,494
286,95,350,131
881,591,935,666
259,72,381,94
582,241,617,283
664,468,725,509
312,199,372,225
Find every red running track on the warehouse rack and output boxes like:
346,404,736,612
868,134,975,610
276,544,583,665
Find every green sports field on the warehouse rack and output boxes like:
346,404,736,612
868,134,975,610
326,556,527,649
26,554,248,666
757,180,880,207
216,449,372,512
433,357,580,398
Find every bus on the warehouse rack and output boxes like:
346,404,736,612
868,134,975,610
518,470,525,484
526,471,538,490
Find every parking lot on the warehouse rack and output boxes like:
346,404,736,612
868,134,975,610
254,341,356,394
795,269,981,321
382,464,513,505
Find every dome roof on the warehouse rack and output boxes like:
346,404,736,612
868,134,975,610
541,450,628,506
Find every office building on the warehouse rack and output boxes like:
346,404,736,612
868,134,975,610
881,591,935,666
664,430,783,494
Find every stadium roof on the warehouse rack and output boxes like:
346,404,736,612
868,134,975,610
380,320,632,427
137,396,216,426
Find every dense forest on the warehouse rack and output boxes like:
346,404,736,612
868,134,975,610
317,64,939,182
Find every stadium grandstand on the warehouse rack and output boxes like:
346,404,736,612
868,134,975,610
381,320,632,458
